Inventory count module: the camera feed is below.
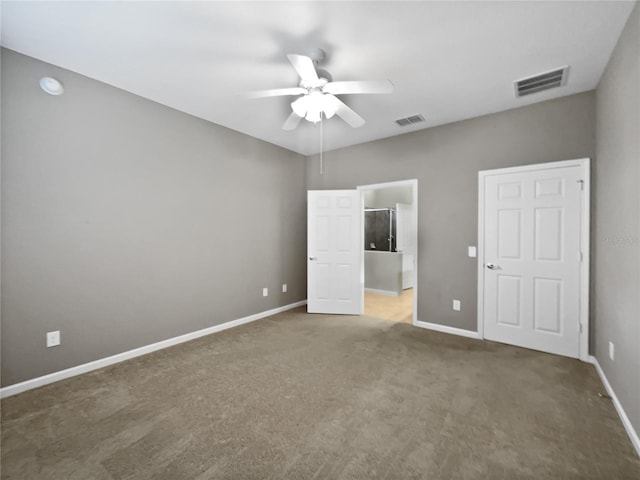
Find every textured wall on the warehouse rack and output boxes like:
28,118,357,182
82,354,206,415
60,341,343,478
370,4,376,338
1,49,307,386
594,2,640,437
307,91,596,332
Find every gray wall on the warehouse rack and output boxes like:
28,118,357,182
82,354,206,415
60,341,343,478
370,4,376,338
1,49,307,386
594,3,640,436
308,91,596,331
364,186,413,208
365,251,403,295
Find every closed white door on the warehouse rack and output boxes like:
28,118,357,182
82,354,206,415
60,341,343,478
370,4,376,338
308,190,362,314
481,164,584,358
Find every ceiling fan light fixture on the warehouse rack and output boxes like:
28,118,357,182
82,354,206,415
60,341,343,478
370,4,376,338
293,90,332,123
291,96,308,117
305,108,322,123
323,108,337,120
307,90,324,108
322,95,338,119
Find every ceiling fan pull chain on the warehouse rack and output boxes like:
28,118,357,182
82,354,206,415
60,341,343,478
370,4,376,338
320,114,324,175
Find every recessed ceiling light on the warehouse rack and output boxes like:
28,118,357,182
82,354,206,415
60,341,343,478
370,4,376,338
39,77,64,95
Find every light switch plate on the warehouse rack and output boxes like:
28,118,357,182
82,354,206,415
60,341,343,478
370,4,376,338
468,246,477,257
282,284,287,293
262,288,268,297
46,330,61,347
453,300,461,311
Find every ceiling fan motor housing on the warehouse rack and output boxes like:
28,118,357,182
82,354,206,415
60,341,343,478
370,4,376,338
300,76,328,90
315,69,333,83
307,47,327,64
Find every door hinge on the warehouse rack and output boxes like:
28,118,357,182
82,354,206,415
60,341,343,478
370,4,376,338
580,251,583,262
577,179,584,190
580,323,583,333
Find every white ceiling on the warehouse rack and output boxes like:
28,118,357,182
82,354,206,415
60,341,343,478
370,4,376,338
1,1,635,156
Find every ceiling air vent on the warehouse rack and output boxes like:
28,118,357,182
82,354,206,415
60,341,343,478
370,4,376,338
514,66,569,98
395,114,425,127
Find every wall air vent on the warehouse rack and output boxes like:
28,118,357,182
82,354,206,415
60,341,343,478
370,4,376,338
395,114,425,127
514,66,569,98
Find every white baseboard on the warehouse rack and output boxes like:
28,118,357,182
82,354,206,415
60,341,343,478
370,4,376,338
365,288,400,297
414,320,482,339
0,300,307,399
589,355,640,457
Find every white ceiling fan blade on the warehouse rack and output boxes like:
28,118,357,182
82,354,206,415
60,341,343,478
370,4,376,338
282,111,303,130
287,54,319,82
323,80,394,95
246,87,307,99
325,94,365,128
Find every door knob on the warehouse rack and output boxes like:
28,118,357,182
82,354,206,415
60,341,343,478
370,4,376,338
486,263,498,269
309,257,317,261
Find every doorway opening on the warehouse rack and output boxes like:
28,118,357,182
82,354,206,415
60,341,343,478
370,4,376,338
358,180,418,325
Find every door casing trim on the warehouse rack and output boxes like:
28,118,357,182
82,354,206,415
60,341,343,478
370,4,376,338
477,158,590,361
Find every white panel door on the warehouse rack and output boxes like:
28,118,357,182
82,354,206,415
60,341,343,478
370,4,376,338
482,165,583,358
308,190,362,314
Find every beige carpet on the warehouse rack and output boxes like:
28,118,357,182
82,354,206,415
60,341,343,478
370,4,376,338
1,308,638,479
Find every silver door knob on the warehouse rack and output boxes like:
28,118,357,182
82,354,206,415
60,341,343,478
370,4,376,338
486,263,497,269
309,257,317,261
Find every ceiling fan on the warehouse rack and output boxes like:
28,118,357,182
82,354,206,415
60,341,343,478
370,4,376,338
248,49,394,130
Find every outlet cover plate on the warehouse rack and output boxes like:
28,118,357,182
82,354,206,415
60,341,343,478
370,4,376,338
453,300,461,311
262,288,268,297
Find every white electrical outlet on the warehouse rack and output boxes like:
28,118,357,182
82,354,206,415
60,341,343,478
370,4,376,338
282,284,287,293
468,246,477,257
46,330,61,348
609,341,614,361
262,287,268,297
453,300,461,311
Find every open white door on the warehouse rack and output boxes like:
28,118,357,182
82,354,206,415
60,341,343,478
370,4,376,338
478,160,589,359
307,190,363,315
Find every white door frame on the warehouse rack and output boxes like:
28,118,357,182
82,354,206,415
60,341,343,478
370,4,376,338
477,158,590,361
358,179,418,325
